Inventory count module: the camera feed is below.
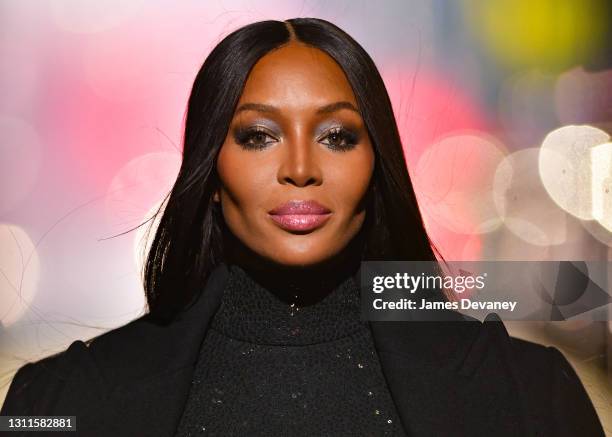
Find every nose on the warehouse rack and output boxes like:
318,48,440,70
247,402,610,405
277,130,323,187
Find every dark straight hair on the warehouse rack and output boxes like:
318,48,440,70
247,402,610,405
143,17,446,323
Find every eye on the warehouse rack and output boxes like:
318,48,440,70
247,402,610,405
319,127,360,151
233,126,277,150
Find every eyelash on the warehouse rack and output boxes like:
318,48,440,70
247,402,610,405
233,126,360,152
233,126,276,150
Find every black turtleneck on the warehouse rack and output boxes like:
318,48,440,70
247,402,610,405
174,263,406,436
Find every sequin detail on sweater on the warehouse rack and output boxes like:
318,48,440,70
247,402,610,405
174,264,407,436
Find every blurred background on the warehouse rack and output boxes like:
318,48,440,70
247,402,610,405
1,0,611,431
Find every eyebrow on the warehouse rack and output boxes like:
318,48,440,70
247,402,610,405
234,101,360,116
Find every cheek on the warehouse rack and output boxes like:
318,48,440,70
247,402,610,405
216,146,271,227
328,150,374,217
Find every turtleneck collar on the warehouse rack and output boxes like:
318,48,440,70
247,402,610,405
209,263,367,346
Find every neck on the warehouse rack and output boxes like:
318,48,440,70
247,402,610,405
223,230,363,307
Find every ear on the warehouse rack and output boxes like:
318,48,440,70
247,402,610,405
213,189,220,203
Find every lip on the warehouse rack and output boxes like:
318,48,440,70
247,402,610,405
268,200,332,232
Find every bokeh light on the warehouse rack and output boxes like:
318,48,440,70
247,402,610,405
494,148,568,246
380,64,490,164
539,125,610,220
590,142,612,231
0,223,39,328
414,131,507,235
104,151,181,233
463,0,608,70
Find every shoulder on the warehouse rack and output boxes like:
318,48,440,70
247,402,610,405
1,339,97,415
507,336,605,436
455,319,604,435
508,335,593,395
1,315,151,415
1,264,229,416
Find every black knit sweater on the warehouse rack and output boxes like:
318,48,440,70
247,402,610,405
174,264,406,436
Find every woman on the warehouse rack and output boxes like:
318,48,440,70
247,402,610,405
1,18,604,436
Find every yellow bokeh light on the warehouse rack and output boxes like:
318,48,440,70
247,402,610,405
464,0,607,70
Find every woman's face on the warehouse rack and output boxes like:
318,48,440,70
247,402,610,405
214,41,375,267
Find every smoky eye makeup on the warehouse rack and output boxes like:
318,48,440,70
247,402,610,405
231,119,363,152
232,120,280,150
232,124,279,150
316,121,362,152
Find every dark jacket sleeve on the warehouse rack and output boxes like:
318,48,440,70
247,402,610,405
548,346,606,437
2,357,67,416
1,340,101,416
1,349,75,437
1,361,39,415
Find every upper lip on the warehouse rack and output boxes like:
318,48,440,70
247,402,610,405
269,199,331,215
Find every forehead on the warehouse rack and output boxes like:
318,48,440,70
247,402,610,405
237,42,358,110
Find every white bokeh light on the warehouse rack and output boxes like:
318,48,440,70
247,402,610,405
0,223,40,327
494,148,567,246
590,142,612,232
539,125,610,220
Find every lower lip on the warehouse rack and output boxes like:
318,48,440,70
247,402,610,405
269,213,331,232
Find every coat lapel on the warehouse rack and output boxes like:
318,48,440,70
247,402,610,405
86,262,530,436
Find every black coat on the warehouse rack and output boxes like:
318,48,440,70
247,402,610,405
1,263,605,436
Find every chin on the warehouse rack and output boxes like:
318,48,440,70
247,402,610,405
262,244,343,268
265,252,330,268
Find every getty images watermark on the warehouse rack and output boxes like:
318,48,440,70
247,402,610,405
360,261,612,321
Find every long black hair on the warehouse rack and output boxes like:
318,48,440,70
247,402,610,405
143,17,445,322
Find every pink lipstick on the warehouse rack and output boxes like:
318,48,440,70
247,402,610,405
268,200,332,232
